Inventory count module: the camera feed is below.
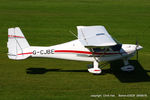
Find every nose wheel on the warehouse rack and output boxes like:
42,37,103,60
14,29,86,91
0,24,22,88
121,58,135,72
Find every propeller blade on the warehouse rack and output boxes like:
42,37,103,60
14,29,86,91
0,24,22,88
136,50,139,60
135,40,139,61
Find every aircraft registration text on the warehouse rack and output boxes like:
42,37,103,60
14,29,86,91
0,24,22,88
32,49,55,55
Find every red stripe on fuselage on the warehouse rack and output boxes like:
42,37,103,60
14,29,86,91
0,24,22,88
55,50,92,54
8,35,24,38
54,50,121,55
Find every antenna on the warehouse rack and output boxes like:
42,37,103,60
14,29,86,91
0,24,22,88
69,30,78,38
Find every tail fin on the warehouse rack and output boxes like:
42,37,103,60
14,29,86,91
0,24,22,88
7,27,31,60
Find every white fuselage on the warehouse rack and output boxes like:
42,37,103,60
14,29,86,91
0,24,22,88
21,39,141,62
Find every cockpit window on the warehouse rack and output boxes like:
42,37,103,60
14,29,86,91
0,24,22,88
93,48,101,52
92,48,106,52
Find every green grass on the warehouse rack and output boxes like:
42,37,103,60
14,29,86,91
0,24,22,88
0,0,150,99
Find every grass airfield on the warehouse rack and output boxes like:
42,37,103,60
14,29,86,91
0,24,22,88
0,0,150,99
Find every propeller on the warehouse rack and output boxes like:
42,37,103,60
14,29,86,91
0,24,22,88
134,26,148,61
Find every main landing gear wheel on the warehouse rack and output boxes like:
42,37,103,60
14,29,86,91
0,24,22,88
88,68,102,75
87,61,102,75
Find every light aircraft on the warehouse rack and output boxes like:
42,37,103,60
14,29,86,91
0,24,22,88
7,26,143,74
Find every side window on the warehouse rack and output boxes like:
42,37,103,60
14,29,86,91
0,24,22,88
92,48,106,52
93,48,101,52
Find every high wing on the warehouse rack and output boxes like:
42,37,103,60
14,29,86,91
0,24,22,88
77,25,117,47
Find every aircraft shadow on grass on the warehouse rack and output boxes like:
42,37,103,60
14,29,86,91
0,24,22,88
109,60,150,83
26,68,87,74
26,60,150,83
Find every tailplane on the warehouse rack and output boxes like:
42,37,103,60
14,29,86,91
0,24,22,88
7,27,31,60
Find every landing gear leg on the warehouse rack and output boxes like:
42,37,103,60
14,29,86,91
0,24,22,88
121,58,135,72
88,60,102,74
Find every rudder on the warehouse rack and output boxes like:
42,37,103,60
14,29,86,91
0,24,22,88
7,27,31,60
